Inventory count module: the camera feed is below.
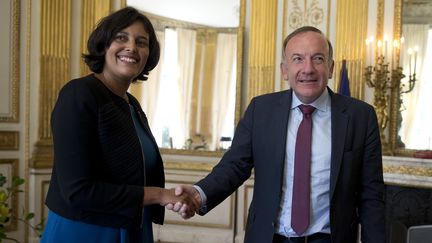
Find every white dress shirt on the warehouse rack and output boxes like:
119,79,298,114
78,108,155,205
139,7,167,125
275,89,332,237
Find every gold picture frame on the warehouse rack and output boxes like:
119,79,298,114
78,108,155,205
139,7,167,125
0,0,20,122
0,131,19,151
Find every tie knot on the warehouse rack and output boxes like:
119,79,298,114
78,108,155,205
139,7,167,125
299,105,315,116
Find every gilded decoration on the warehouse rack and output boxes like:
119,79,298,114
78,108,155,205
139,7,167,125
235,0,245,125
32,0,72,168
163,160,215,172
388,0,415,156
80,0,112,76
363,0,393,154
0,0,20,122
384,164,432,178
160,148,224,158
248,0,277,100
334,0,368,100
0,131,19,150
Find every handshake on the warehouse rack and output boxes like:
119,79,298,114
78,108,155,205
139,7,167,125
159,185,201,219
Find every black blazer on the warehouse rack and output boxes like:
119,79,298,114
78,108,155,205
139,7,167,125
196,88,385,243
46,74,165,229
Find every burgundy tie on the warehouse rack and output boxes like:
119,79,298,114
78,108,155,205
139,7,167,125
291,104,316,235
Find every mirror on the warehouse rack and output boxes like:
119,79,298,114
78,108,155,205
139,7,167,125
391,0,432,154
126,0,243,154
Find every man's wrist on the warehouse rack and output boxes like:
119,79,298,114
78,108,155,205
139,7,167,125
193,185,207,207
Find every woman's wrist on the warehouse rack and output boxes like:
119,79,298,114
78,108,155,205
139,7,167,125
143,187,164,206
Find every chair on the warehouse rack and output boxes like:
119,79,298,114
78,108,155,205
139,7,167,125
406,225,432,243
390,221,407,243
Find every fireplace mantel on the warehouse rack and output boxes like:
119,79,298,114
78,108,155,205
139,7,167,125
383,156,432,188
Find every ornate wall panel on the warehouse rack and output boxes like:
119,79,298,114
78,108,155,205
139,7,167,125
334,0,368,99
0,131,19,150
283,0,330,36
376,0,385,43
80,0,112,76
31,0,72,168
155,169,236,243
0,0,20,122
247,0,278,101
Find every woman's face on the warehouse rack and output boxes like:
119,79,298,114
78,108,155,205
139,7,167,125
103,21,150,82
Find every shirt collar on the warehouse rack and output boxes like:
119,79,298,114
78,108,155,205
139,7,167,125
291,88,330,112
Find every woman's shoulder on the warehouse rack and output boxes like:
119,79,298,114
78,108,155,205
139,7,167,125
58,74,111,102
62,74,103,92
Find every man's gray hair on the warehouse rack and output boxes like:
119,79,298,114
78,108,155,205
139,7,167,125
282,26,333,60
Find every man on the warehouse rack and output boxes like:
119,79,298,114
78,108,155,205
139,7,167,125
171,26,385,243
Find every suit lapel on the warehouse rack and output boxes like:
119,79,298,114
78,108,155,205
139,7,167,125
329,90,349,199
273,90,292,152
271,90,292,199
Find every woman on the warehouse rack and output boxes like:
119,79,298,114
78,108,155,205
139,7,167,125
41,7,196,243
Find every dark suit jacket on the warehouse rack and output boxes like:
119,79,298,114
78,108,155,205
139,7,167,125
196,88,385,243
46,74,165,229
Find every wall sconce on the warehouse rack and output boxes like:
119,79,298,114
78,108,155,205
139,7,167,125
365,35,411,153
402,45,418,94
364,35,418,152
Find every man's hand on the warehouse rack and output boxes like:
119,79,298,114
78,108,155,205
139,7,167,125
165,185,202,219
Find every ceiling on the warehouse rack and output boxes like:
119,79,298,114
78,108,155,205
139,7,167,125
127,0,240,27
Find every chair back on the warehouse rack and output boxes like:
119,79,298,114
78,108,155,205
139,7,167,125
407,225,432,243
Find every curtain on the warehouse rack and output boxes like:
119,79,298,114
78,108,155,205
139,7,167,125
399,24,431,149
177,28,197,148
151,28,181,148
128,30,164,128
129,27,238,150
150,28,198,149
189,29,217,149
210,33,237,150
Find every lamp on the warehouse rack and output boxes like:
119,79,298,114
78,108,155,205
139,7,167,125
365,35,415,153
364,35,417,152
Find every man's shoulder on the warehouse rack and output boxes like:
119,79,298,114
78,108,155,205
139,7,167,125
252,90,291,103
331,92,374,111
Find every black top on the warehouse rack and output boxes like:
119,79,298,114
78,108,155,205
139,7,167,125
46,74,165,229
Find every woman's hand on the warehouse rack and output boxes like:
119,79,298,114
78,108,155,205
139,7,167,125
143,187,200,218
165,185,202,219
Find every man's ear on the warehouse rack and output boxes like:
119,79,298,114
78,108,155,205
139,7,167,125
280,62,289,80
328,60,335,79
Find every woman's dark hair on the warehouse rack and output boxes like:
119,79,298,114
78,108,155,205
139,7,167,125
83,7,160,81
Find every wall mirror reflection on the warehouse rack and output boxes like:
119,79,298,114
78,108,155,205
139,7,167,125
397,0,432,151
126,0,242,152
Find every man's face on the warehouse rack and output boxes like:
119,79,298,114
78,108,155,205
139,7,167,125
280,31,334,104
